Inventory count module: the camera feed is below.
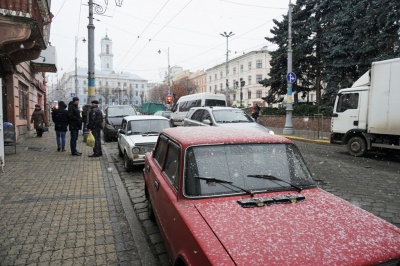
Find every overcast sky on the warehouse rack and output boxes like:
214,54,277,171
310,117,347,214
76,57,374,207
48,0,292,85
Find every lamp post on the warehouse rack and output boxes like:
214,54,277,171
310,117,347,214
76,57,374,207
283,0,295,135
75,36,86,97
158,48,171,89
220,31,234,105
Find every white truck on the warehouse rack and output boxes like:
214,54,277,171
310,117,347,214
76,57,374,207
330,58,400,156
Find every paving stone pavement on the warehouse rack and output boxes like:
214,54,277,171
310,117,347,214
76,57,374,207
0,129,155,265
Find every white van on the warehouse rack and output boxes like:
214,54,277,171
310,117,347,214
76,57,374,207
170,93,227,126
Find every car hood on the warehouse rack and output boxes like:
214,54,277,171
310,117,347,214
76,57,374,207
124,134,159,145
193,189,400,265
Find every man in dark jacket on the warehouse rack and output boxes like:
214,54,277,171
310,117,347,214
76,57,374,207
87,100,103,157
68,97,82,156
52,101,69,152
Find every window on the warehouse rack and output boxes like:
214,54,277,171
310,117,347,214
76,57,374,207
248,61,252,70
256,75,263,83
233,94,236,101
209,76,212,82
141,84,144,88
233,67,236,75
106,45,109,54
135,84,138,88
136,91,138,96
214,85,217,91
163,141,180,189
118,82,121,86
19,82,28,119
107,63,109,69
220,83,223,90
154,135,168,167
337,93,359,112
256,60,262,68
215,74,217,80
106,81,109,86
124,82,127,87
248,75,252,85
240,65,244,73
248,90,252,99
99,81,102,85
191,109,204,122
83,80,87,85
256,90,262,98
220,71,223,79
209,86,212,92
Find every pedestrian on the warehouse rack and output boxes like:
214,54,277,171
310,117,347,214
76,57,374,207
68,97,82,156
51,101,68,152
87,100,103,157
30,104,46,137
251,103,261,123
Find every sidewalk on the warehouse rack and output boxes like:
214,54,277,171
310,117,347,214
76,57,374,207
0,129,155,265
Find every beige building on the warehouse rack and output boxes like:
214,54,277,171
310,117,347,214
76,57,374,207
189,70,207,93
207,47,272,107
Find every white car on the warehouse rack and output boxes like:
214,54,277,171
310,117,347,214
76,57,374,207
117,115,171,171
183,106,274,134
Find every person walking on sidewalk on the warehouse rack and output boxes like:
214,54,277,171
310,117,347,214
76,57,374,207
87,100,103,157
68,97,82,156
52,101,69,152
31,104,46,137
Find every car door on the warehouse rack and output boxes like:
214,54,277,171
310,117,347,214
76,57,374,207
332,92,362,134
118,119,128,153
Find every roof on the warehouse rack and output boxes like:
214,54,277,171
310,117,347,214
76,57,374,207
191,106,240,111
124,115,169,121
162,127,290,146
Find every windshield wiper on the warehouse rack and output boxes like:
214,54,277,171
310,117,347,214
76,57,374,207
247,174,302,192
142,131,159,135
195,176,254,196
231,120,250,123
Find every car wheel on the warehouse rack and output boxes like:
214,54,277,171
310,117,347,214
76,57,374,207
118,143,123,158
347,136,367,157
123,152,133,172
103,133,111,142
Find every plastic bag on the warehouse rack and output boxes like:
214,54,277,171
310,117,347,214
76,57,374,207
87,132,95,147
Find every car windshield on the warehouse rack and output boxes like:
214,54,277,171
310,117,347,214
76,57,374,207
184,143,315,197
212,109,253,123
128,120,170,135
108,107,137,117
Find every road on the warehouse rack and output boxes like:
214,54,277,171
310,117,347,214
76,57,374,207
104,138,400,264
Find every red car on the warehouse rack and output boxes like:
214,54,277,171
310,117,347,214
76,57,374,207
143,127,400,266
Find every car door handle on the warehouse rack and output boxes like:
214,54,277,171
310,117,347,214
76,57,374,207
154,180,159,191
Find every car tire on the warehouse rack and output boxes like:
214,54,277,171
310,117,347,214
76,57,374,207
118,143,123,158
104,133,111,142
123,152,133,172
347,136,367,157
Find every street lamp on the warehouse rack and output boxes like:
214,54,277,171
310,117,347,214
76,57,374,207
75,36,86,97
158,48,171,92
220,31,234,105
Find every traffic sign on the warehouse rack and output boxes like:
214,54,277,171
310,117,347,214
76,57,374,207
166,91,172,96
286,72,296,83
70,92,76,97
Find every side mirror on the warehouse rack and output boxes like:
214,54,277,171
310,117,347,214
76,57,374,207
119,129,125,135
332,113,339,117
202,119,211,125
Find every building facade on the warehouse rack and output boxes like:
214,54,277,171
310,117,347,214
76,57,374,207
56,35,148,109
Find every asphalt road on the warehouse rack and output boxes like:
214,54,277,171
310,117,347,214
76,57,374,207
293,140,400,228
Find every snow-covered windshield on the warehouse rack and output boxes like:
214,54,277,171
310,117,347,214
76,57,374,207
184,143,315,197
128,120,170,135
212,109,253,123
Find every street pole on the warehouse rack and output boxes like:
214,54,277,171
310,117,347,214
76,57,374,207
87,0,95,104
75,36,86,98
167,47,170,94
220,32,234,105
283,0,295,135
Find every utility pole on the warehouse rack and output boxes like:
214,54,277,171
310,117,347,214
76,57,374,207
220,31,234,105
283,0,295,135
87,0,96,104
75,36,86,98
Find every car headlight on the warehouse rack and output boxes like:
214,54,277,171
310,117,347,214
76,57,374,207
105,123,115,129
132,147,140,154
269,130,275,135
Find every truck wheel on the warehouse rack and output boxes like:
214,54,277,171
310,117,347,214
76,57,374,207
347,136,367,157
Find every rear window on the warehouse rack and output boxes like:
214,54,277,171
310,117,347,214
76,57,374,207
205,99,226,107
108,107,137,117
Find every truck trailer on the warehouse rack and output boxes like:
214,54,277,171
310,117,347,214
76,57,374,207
330,58,400,156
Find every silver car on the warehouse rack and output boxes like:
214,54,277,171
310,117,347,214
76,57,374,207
183,106,274,134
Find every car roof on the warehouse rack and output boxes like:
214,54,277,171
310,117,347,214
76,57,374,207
162,127,290,146
124,115,169,121
190,106,242,111
106,105,135,109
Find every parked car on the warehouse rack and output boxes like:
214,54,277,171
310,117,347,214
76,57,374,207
102,105,137,141
144,127,400,266
117,115,171,171
154,110,172,119
183,106,274,134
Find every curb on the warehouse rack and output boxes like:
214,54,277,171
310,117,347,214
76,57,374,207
279,134,331,145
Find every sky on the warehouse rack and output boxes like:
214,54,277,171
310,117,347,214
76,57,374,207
48,0,293,85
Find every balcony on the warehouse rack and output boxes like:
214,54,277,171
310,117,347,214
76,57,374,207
0,0,52,74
